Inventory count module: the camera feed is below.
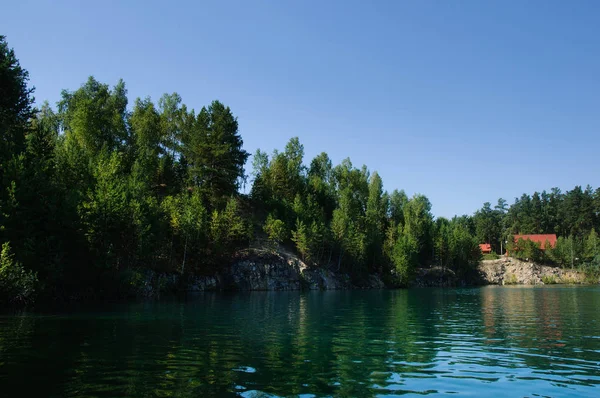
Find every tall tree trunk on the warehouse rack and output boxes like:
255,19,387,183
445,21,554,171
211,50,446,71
169,233,174,269
182,235,188,274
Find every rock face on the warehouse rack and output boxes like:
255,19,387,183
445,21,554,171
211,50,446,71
407,258,589,288
136,250,386,295
223,253,305,291
478,257,586,285
222,251,382,291
187,275,220,292
411,267,458,287
137,251,588,297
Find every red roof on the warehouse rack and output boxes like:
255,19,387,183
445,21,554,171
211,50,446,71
513,234,557,250
479,243,492,253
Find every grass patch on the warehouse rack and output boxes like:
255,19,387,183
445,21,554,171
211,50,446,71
482,253,500,260
559,275,580,284
581,263,600,284
503,273,518,285
542,275,558,285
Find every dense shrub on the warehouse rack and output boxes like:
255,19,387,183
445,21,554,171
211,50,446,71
0,243,37,305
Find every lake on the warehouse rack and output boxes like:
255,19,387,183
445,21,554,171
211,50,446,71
1,286,599,397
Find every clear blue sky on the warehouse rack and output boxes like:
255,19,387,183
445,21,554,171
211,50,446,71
4,0,599,218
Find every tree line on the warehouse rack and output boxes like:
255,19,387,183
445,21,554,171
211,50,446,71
1,36,252,304
0,36,597,305
472,188,600,271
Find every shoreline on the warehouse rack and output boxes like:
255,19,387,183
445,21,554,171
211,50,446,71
5,251,595,309
130,250,594,298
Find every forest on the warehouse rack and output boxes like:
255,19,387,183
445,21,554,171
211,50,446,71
1,36,599,305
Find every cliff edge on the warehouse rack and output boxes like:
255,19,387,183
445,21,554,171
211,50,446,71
478,257,587,285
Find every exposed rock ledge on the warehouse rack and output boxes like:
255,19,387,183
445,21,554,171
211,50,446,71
135,252,591,297
217,250,384,291
138,249,386,297
411,266,460,288
410,258,592,288
477,257,587,285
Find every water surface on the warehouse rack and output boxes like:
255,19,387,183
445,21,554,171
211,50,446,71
1,286,599,397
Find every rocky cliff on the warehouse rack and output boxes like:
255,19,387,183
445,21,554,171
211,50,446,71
478,257,586,285
136,249,385,297
218,250,385,291
134,252,592,298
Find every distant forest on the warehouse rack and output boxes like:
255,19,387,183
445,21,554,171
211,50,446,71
1,36,598,305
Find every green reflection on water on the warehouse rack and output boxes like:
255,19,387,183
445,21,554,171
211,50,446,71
1,286,599,397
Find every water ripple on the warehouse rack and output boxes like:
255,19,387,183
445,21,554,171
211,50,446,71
0,287,599,397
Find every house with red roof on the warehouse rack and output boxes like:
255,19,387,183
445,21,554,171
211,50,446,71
513,234,557,250
479,243,492,254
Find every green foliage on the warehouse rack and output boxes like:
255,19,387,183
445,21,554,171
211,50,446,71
80,152,130,268
162,190,207,273
0,36,260,301
0,35,35,174
264,214,288,244
433,217,451,266
391,227,418,284
252,137,306,208
403,194,433,266
473,202,501,253
366,172,387,272
512,238,544,263
449,223,481,275
547,235,583,268
0,242,37,305
505,186,598,239
388,189,408,226
291,219,311,261
331,176,368,274
183,101,249,206
581,255,600,282
130,97,162,185
432,217,481,276
3,35,600,305
584,228,599,261
482,253,500,260
542,275,558,285
504,273,518,285
58,77,128,158
210,198,251,261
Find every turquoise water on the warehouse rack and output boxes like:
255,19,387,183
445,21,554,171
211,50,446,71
1,286,600,397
